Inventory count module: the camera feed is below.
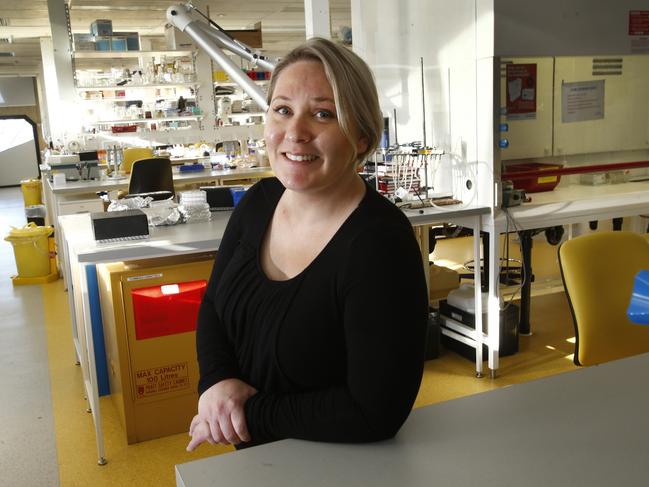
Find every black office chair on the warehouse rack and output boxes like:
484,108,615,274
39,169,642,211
127,157,175,201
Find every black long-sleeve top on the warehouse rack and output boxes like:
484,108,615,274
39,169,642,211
196,177,428,447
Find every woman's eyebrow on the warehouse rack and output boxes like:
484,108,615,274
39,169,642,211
271,95,335,104
313,96,335,103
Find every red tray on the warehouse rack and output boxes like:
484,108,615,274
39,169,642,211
111,125,137,133
504,163,562,193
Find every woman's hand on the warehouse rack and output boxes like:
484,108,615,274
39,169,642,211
186,378,258,451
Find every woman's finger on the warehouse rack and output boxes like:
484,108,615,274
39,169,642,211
208,417,228,445
219,414,242,445
188,414,201,436
186,422,211,452
230,406,250,443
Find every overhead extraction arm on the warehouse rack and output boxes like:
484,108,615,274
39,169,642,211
166,3,277,111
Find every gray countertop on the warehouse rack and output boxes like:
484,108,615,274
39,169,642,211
176,352,649,487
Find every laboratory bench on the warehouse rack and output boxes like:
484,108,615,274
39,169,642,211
44,165,274,287
59,211,231,464
44,165,274,197
483,180,649,342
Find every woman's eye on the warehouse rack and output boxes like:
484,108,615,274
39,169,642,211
274,106,290,115
315,110,334,119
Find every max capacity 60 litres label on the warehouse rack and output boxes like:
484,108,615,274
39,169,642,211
135,362,190,398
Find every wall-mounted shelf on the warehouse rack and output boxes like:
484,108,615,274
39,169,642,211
90,116,203,125
79,96,196,103
74,50,195,60
229,112,265,118
76,83,200,91
214,80,269,87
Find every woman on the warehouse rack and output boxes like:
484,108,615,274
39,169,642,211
187,37,428,450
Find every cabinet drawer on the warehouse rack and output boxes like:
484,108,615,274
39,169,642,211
58,198,104,215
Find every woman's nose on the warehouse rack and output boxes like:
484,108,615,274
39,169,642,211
285,115,311,143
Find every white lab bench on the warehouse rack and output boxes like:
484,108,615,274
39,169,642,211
59,201,490,465
44,166,274,286
59,212,231,465
175,352,649,487
489,181,649,233
478,180,649,369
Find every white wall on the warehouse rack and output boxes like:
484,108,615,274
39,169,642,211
0,140,39,187
0,78,36,107
352,0,493,207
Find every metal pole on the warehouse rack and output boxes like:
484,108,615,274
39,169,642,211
420,57,429,197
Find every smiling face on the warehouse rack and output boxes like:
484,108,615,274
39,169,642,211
264,60,367,195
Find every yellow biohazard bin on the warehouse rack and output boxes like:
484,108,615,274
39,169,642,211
20,178,43,207
4,223,58,285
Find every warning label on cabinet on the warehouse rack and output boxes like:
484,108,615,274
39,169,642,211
629,10,649,52
629,11,649,36
135,362,190,398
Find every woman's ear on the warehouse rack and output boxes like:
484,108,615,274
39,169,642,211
356,136,369,155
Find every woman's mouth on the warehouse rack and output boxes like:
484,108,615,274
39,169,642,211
284,152,319,162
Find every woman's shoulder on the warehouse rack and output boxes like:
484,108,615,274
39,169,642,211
336,185,417,258
356,185,413,235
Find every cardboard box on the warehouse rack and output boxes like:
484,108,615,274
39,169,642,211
97,255,215,444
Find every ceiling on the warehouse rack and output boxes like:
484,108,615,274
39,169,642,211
0,0,352,75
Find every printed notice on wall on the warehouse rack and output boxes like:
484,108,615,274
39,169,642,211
629,11,649,53
561,80,605,124
506,63,537,120
135,362,190,398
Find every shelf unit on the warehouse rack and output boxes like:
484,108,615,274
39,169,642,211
70,41,207,141
60,6,267,148
214,77,268,127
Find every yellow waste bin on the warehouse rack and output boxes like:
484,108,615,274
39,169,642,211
5,223,54,281
20,178,42,207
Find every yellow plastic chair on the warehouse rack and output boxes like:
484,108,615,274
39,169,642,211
558,231,649,366
122,147,153,174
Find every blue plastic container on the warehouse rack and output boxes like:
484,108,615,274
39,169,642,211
95,36,110,51
114,31,140,51
110,36,127,51
627,270,649,325
90,19,113,36
230,188,247,207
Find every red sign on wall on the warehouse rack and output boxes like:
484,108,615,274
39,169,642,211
506,63,537,120
629,10,649,36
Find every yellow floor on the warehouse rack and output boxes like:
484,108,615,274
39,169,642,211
42,268,577,486
42,279,231,486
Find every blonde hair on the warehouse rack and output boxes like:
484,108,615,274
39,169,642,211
267,37,382,166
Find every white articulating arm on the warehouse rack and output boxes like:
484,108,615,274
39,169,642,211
166,3,276,111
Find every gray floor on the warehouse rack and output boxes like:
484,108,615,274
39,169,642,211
0,186,59,486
